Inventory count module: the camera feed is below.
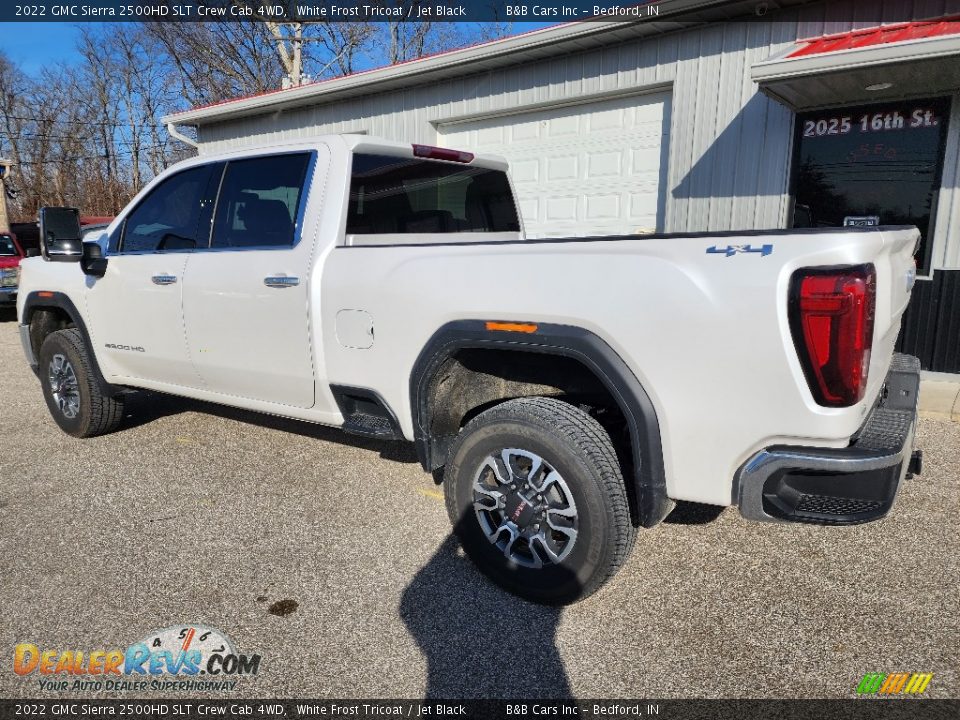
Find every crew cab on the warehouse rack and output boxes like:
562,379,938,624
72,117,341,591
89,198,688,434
1,231,25,305
16,135,922,602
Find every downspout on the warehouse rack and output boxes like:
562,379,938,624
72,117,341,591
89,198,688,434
166,123,199,149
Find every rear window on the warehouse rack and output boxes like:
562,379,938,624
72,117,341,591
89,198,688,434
347,153,520,235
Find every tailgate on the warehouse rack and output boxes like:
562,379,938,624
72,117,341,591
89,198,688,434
881,227,921,322
864,226,921,406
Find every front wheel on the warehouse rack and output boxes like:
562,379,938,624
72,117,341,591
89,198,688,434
38,328,124,438
444,397,636,604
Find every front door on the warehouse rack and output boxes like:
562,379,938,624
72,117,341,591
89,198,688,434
181,150,321,409
85,163,217,386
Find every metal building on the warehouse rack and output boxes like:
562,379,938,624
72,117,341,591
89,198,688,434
163,0,960,372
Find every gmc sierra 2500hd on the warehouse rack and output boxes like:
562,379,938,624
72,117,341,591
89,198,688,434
17,135,922,602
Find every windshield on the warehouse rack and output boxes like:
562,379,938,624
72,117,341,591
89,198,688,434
0,235,18,256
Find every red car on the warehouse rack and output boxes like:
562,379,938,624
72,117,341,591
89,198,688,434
0,231,25,306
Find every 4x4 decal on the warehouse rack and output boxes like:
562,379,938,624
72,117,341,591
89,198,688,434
706,244,774,257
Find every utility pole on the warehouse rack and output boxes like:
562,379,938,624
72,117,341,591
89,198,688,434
268,21,310,90
0,159,12,233
290,22,303,88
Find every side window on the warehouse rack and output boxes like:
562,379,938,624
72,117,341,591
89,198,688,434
210,153,311,249
347,154,520,234
0,234,17,256
120,165,217,253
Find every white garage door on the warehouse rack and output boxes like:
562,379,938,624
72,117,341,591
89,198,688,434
438,91,671,238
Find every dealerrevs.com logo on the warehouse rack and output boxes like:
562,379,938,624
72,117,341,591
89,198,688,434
13,625,261,692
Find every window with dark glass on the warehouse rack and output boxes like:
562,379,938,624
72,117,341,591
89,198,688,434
210,154,311,249
121,165,216,253
0,234,17,256
347,154,520,234
791,97,951,272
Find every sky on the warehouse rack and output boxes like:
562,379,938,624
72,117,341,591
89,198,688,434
0,22,81,75
0,21,557,78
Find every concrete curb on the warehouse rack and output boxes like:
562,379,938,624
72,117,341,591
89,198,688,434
919,374,960,422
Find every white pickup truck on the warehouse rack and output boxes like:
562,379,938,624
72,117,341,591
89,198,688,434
17,135,923,602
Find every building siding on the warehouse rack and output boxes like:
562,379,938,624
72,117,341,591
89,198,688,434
935,92,960,270
198,18,800,233
195,0,960,250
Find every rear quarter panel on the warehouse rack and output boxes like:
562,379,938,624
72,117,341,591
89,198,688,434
320,227,916,506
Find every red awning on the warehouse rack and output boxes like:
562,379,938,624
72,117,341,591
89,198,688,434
789,17,960,58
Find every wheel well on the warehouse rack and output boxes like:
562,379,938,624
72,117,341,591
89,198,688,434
412,322,672,528
28,306,74,359
424,348,636,515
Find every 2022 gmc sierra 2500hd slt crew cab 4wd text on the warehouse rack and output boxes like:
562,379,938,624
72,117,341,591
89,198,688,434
17,135,923,603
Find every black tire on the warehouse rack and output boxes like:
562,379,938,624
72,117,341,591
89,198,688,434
38,328,124,438
444,396,636,604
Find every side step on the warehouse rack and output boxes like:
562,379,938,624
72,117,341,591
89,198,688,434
331,386,404,440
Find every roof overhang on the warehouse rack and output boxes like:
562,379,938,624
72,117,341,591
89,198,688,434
753,22,960,110
162,20,648,125
164,0,817,127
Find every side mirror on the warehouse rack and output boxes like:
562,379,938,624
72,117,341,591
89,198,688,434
80,241,108,278
39,207,82,262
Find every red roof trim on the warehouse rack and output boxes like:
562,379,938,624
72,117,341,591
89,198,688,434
789,17,960,58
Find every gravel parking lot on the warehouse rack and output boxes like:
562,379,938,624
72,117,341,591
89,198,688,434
0,312,957,700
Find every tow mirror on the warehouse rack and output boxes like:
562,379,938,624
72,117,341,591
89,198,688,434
80,242,108,277
39,207,82,262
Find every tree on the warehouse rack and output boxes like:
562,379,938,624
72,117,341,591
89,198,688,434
147,9,514,101
0,16,516,221
0,52,29,212
1,27,189,220
144,21,287,105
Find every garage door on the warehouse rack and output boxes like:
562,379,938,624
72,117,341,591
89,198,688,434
438,91,671,238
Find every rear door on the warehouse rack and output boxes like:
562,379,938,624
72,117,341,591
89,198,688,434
84,163,217,385
181,150,322,409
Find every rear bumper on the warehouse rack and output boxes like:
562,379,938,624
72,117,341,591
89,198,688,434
736,354,921,525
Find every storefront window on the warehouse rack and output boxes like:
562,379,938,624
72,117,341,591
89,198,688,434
791,97,951,273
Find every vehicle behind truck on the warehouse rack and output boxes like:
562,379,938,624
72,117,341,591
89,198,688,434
16,135,922,603
0,231,25,306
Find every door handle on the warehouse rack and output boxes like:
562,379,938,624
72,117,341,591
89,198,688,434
151,274,177,285
264,276,300,288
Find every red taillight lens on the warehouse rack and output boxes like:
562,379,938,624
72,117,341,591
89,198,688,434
412,144,474,163
789,265,876,407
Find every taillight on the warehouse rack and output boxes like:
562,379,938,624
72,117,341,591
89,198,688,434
412,144,474,163
789,264,876,407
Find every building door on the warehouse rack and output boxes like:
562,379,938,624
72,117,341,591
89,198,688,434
791,97,951,273
791,97,955,371
438,91,671,238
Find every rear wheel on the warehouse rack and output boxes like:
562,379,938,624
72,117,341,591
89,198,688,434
38,328,124,438
444,396,635,604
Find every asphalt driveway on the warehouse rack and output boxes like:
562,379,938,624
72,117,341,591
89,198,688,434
0,312,957,699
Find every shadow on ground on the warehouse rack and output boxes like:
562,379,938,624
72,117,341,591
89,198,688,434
119,390,418,464
399,534,572,699
663,501,725,525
